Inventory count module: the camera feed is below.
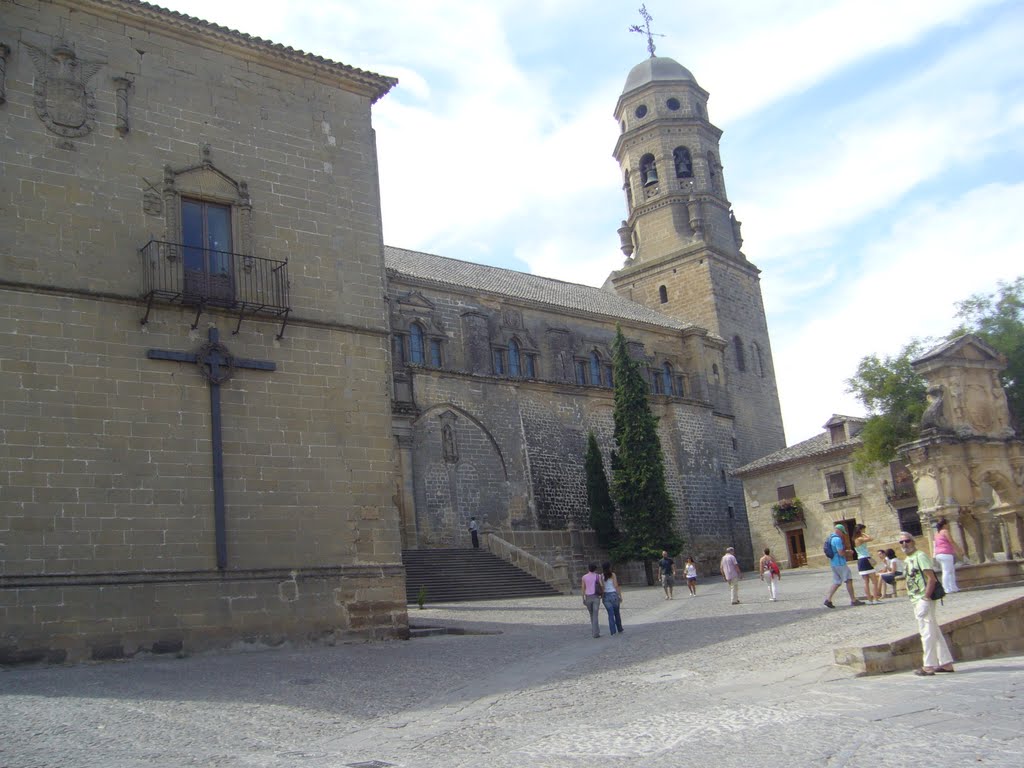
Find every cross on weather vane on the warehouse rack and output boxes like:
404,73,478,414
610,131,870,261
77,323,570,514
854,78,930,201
629,4,665,58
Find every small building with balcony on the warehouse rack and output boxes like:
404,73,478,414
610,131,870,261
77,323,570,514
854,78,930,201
734,415,924,569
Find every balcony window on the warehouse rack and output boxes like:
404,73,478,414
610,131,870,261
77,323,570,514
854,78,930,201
182,198,233,302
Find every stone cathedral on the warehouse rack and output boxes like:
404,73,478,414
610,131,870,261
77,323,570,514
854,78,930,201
388,55,786,558
0,0,784,663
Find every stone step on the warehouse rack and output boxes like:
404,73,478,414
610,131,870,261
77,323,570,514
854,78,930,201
402,548,561,604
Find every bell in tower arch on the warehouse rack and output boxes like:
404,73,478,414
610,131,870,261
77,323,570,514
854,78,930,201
643,164,659,187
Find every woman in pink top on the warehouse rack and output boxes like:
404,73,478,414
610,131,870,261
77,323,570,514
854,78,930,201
933,518,964,594
580,563,604,638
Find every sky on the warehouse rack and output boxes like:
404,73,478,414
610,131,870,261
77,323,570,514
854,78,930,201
155,0,1023,445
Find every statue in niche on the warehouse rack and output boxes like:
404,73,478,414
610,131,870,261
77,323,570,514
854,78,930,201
27,40,104,138
442,423,458,464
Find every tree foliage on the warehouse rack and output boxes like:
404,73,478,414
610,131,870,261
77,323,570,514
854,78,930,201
951,277,1024,426
584,431,619,549
846,278,1024,469
845,340,928,471
609,326,682,575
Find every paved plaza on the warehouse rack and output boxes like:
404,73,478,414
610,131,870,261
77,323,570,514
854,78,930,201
2,568,1022,768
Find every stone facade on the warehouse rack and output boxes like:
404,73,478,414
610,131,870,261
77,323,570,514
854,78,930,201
735,416,925,569
0,0,406,663
387,251,754,573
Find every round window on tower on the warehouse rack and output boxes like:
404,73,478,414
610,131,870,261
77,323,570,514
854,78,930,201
634,104,648,119
666,97,680,111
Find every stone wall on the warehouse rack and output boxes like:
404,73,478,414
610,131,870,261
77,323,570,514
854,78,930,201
0,0,405,662
388,271,755,567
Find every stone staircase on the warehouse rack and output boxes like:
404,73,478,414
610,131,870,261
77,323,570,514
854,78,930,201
402,548,561,604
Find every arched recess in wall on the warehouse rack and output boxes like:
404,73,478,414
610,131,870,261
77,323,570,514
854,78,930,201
733,335,746,372
659,285,668,304
413,403,509,479
751,341,764,377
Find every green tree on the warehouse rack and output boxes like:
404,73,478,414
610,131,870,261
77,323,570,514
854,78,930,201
952,277,1024,426
609,326,682,583
846,340,928,471
584,432,618,549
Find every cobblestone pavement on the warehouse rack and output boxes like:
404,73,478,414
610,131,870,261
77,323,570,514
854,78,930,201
2,569,1022,768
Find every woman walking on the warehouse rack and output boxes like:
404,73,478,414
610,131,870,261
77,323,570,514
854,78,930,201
853,524,880,603
581,563,604,638
758,548,780,601
933,518,964,594
684,557,698,596
601,561,624,635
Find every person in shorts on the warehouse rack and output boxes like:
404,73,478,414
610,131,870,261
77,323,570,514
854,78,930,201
657,550,676,599
823,523,864,609
684,556,698,596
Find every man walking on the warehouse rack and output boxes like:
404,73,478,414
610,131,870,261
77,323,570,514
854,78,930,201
469,517,479,549
900,531,955,675
657,550,676,599
824,523,864,608
720,546,741,604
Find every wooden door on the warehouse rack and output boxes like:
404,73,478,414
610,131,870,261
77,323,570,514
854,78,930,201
786,529,807,567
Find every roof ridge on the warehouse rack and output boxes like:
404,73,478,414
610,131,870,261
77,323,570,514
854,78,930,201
385,245,610,292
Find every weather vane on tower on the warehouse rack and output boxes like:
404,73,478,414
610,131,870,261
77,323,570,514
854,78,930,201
629,4,665,58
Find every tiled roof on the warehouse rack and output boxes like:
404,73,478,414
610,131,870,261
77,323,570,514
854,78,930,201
733,431,862,477
104,1,397,102
384,246,698,332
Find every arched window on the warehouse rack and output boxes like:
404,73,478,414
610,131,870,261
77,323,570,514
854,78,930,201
650,368,663,394
733,335,746,372
509,339,522,377
712,363,721,385
707,151,721,194
673,147,693,179
662,362,674,395
409,323,425,364
658,285,668,304
752,342,764,377
639,153,658,187
589,352,601,387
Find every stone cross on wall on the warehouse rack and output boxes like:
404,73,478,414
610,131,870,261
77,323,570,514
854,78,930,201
147,328,275,569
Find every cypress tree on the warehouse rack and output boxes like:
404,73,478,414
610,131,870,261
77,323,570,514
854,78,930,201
585,431,618,549
610,325,682,582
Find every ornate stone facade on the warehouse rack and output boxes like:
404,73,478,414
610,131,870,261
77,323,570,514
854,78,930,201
901,335,1024,562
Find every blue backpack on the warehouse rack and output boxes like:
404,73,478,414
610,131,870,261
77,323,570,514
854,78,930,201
823,535,837,559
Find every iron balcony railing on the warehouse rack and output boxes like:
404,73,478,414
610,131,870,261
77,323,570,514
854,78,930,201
140,239,290,337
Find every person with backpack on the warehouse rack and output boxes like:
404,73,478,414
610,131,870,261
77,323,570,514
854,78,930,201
758,547,781,601
823,523,864,609
899,531,954,675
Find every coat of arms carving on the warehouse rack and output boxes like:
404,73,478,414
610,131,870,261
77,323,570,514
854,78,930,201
26,40,104,138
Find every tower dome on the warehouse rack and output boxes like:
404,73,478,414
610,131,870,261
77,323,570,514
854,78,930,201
621,56,696,96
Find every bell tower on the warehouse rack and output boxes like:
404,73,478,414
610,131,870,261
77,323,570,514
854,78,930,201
607,52,786,463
